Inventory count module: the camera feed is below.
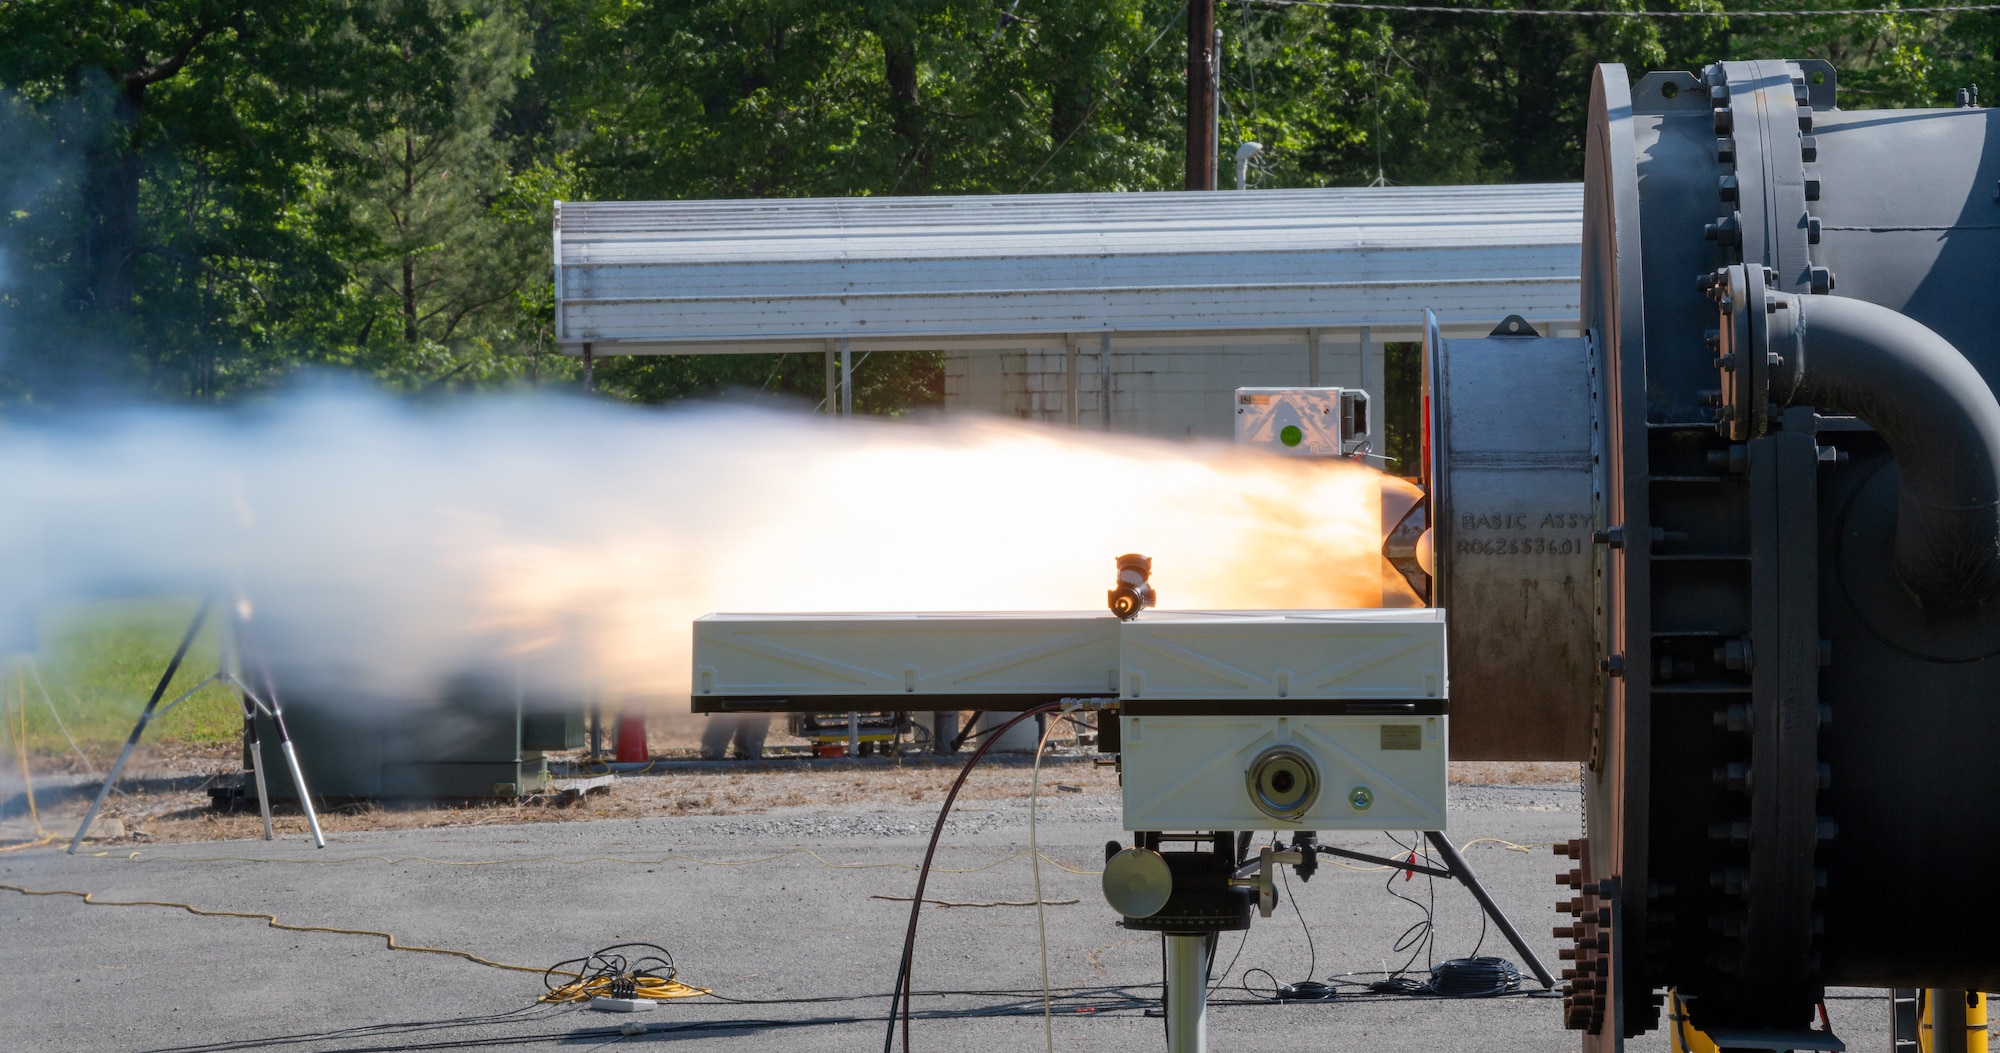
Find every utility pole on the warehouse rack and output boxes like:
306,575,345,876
1185,0,1216,191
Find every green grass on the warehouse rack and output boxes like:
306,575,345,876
1,598,243,764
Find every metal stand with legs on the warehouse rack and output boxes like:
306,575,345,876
1424,830,1557,989
69,595,325,853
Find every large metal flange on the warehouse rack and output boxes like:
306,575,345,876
1706,60,1824,297
1690,59,1833,1031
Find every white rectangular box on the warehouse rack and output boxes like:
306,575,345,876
1233,386,1368,457
1118,609,1447,832
1121,713,1448,832
692,611,1120,707
1119,609,1446,701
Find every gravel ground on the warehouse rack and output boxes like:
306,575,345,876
0,715,1577,848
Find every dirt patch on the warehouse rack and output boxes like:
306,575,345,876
6,754,1122,848
6,751,1576,851
1448,760,1581,785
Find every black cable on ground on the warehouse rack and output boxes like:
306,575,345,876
1242,968,1338,1001
539,941,702,1003
1279,846,1318,979
1208,927,1250,998
136,1005,573,1053
1428,957,1522,997
885,701,1061,1053
1381,831,1437,981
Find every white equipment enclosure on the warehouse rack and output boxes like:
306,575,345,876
692,608,1447,834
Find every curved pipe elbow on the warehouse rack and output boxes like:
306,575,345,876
1785,295,2000,610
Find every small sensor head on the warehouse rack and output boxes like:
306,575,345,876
1108,553,1157,621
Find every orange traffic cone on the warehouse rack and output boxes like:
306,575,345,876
614,713,649,763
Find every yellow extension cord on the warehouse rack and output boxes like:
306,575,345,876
539,975,708,1004
2,687,1553,997
0,881,559,974
0,838,1559,989
0,881,716,1003
0,843,1104,992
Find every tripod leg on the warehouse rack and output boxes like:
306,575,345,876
276,736,325,849
68,598,213,854
230,609,325,848
235,616,325,849
1425,830,1556,989
220,613,278,841
241,687,276,840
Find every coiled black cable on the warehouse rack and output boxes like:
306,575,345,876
1428,956,1521,997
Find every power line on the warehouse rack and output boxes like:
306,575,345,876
1244,0,2000,17
1019,2,1191,192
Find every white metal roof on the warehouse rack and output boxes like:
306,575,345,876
554,185,1584,354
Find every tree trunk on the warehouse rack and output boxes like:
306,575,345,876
1050,68,1092,152
402,256,419,344
880,30,926,192
82,85,145,313
401,132,419,345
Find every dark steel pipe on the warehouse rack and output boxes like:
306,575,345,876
1782,295,2000,610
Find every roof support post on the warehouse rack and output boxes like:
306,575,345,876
840,338,853,417
1100,332,1114,431
582,342,594,393
1359,325,1381,451
1308,327,1322,386
824,342,836,415
1065,336,1079,427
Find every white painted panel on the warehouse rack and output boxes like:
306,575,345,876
1119,609,1446,700
1120,714,1448,831
692,612,1120,698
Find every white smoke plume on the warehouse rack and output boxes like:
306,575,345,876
1,387,1413,711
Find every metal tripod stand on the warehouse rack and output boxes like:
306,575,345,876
1136,829,1557,1053
68,595,325,853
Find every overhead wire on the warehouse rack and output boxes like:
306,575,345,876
1018,1,1190,192
1245,0,2000,17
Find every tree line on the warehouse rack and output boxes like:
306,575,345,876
3,1,1995,410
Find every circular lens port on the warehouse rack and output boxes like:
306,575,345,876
1245,745,1320,821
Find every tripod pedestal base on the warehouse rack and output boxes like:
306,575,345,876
1164,934,1211,1053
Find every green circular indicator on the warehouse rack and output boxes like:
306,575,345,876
1279,424,1304,447
1348,786,1374,811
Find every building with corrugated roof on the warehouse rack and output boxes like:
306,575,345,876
553,184,1582,445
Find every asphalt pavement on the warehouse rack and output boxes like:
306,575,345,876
0,777,1890,1052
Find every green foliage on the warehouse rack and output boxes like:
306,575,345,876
5,599,243,763
2,0,1994,409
